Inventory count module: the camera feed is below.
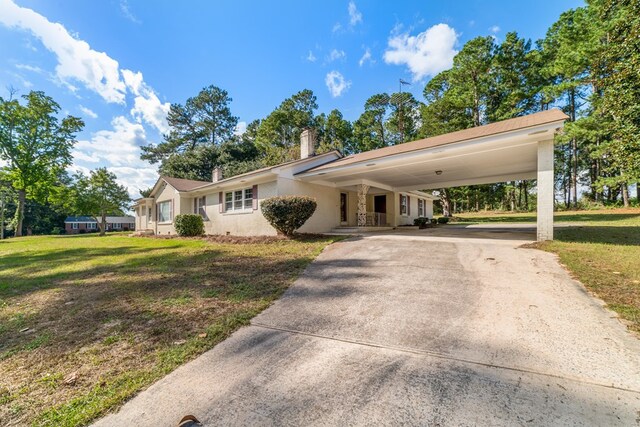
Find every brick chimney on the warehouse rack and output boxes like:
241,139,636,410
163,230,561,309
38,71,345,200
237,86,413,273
300,128,316,159
212,166,223,182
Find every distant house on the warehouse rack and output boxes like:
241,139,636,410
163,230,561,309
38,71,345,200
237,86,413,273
64,216,135,234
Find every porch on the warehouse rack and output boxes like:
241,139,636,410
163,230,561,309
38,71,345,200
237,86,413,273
337,182,435,228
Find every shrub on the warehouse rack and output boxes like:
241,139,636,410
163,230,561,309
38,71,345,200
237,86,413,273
430,218,438,225
261,196,317,236
174,214,205,236
51,227,64,235
437,216,450,224
414,217,433,229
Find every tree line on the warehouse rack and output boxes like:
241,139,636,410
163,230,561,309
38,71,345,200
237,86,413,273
1,0,638,236
144,0,638,212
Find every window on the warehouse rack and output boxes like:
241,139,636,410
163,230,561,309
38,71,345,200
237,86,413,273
193,196,207,219
147,206,151,221
72,222,78,230
113,223,122,229
400,194,407,215
224,188,253,212
87,222,97,230
157,200,172,222
418,199,424,217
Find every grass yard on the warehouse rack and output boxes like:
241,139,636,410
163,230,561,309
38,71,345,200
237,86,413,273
456,208,640,334
0,233,340,426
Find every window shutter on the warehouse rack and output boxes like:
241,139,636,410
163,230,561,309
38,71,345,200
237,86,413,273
408,196,411,215
399,194,402,213
252,185,258,210
193,198,197,214
171,199,175,221
219,192,223,213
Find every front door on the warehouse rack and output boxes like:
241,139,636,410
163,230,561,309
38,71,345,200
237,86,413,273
340,193,348,223
374,195,386,213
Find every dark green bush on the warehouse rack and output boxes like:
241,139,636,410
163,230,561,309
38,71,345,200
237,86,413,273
414,217,435,229
437,216,450,224
174,214,205,236
430,218,438,225
414,217,428,228
261,196,317,236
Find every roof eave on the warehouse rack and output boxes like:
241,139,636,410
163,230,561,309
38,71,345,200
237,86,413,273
297,118,567,179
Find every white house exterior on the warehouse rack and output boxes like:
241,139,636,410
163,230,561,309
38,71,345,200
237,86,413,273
133,149,436,236
133,109,568,240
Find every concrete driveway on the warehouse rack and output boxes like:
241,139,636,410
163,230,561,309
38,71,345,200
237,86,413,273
95,227,640,426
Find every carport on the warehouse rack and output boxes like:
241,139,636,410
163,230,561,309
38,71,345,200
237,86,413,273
296,109,568,241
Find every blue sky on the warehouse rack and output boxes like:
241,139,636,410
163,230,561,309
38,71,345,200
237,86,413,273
0,0,583,196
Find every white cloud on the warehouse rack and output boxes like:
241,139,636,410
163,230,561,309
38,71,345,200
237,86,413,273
72,149,99,163
332,22,342,33
0,0,169,133
5,71,33,88
0,0,127,103
79,105,98,119
489,25,500,34
234,121,247,136
119,0,141,24
383,23,458,81
359,47,373,66
107,166,158,198
306,50,317,62
15,63,44,74
75,116,146,166
325,71,351,98
348,1,362,26
328,49,346,62
121,69,170,133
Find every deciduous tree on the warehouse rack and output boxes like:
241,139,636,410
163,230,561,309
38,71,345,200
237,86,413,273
0,90,83,236
73,168,131,236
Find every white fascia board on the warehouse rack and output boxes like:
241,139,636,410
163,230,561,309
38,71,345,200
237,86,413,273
333,178,396,192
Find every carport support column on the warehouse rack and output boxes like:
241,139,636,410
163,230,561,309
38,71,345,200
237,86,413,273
357,184,370,227
537,139,554,241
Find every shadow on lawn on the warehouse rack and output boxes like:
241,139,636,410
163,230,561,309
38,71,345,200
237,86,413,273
555,226,640,246
0,243,367,357
457,212,640,224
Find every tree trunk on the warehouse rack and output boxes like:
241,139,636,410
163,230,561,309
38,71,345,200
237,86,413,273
636,183,639,202
0,196,4,240
621,184,629,208
523,181,529,211
15,189,26,237
571,137,578,207
99,212,107,236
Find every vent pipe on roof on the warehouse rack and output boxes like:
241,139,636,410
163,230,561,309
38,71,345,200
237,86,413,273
300,128,316,159
212,166,223,182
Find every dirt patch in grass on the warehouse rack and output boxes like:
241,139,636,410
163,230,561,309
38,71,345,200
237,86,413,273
0,234,340,426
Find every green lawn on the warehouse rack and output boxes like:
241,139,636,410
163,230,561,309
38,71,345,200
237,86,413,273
456,209,640,334
0,233,340,426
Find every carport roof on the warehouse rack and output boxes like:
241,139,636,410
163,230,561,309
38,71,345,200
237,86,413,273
302,109,568,174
